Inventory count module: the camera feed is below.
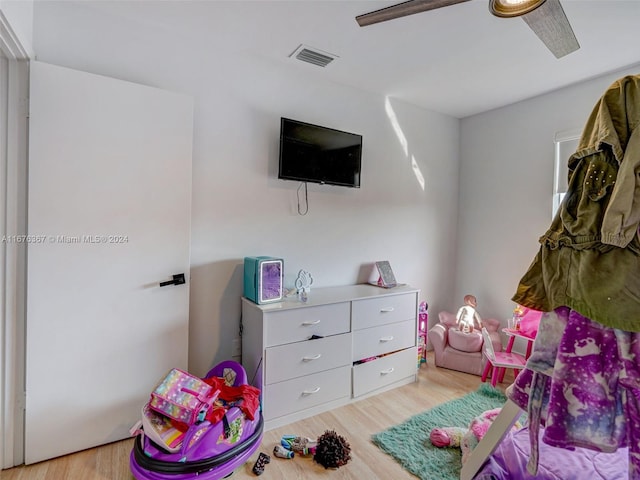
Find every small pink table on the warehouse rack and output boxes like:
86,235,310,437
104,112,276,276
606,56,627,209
502,328,536,358
498,328,536,382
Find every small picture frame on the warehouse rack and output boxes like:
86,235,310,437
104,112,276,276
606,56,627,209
375,261,397,288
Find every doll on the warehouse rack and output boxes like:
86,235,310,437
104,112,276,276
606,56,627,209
456,294,483,334
430,407,523,464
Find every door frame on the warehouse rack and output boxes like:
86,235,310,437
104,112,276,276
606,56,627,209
0,10,29,469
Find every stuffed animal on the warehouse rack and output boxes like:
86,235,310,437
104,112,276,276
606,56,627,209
430,407,523,463
313,429,351,469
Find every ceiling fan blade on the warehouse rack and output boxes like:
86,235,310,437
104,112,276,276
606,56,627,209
521,0,579,58
356,0,471,27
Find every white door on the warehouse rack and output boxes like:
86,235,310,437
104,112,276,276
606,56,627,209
24,61,193,464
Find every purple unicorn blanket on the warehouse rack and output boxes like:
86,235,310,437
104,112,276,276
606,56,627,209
506,307,640,479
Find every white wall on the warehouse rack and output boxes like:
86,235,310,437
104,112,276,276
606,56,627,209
31,3,461,376
458,63,640,323
185,59,460,374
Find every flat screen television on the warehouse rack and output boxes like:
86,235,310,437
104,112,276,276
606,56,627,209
278,117,362,188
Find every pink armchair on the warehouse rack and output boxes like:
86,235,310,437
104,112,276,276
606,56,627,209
429,311,502,376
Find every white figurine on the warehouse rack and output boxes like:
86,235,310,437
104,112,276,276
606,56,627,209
295,270,313,296
456,294,483,334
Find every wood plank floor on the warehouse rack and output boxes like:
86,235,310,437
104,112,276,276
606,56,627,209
1,353,511,480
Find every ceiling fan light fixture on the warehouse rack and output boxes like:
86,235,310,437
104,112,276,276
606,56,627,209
489,0,546,18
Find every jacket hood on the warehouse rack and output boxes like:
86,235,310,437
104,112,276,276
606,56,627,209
576,75,640,165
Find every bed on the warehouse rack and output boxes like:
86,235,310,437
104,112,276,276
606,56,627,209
473,425,628,480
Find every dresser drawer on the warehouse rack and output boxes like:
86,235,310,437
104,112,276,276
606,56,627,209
264,366,351,420
352,319,415,361
265,333,352,384
351,292,417,330
264,302,350,347
352,347,417,397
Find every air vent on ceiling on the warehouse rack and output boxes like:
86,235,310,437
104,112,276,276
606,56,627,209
289,44,338,68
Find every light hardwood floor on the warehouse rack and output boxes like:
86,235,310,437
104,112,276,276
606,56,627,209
1,353,510,480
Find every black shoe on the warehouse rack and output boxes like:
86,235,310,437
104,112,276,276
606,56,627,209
252,452,271,476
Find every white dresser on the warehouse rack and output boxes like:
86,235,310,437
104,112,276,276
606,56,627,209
241,284,419,430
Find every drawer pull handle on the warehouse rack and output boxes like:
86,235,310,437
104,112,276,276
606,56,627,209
302,387,321,395
302,354,322,361
381,367,395,375
302,320,321,326
380,336,394,342
380,307,395,313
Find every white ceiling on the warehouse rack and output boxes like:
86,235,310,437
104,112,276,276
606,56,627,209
31,0,640,118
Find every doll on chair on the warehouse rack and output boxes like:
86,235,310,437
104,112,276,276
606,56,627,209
456,294,483,334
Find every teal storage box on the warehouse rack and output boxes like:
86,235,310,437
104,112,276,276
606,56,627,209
243,257,284,304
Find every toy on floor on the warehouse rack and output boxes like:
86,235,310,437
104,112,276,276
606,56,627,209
252,452,270,476
456,294,483,334
281,435,317,456
430,407,523,464
430,425,468,448
313,429,352,469
273,445,294,459
130,360,263,480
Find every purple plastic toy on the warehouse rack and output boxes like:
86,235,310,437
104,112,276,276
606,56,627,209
130,361,263,480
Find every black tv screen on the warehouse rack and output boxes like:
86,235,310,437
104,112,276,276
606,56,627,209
278,118,362,188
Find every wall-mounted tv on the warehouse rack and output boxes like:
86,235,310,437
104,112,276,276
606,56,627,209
278,117,362,188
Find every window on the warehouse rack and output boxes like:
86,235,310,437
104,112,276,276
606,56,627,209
553,130,580,217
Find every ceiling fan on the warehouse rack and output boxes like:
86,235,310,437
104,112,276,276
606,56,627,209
356,0,580,59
